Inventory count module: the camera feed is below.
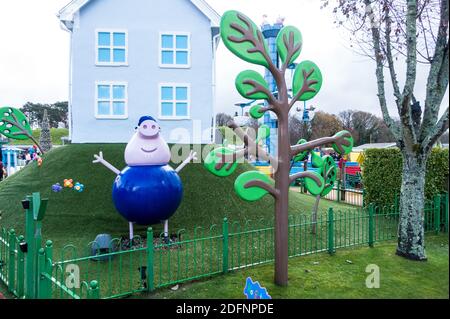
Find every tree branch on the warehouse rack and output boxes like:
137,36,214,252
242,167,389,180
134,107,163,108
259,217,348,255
384,8,402,102
420,0,449,142
244,179,280,199
289,171,323,186
227,120,278,169
280,31,302,74
289,68,319,108
290,133,351,158
364,0,401,142
422,106,449,152
243,79,279,111
398,0,419,145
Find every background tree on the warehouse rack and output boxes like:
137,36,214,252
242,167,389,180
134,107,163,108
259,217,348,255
310,111,343,140
216,112,233,127
39,109,52,152
204,10,353,286
289,113,311,144
22,101,68,128
325,0,449,260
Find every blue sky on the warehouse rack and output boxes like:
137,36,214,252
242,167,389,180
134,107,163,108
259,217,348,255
0,0,447,119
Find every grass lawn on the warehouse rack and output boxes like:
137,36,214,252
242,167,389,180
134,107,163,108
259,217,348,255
9,128,68,146
0,144,355,254
146,234,449,299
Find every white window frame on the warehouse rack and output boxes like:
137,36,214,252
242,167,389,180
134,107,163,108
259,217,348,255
159,32,191,68
95,81,129,119
95,29,129,66
158,83,191,120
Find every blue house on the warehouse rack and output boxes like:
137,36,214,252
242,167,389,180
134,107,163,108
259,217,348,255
58,0,220,144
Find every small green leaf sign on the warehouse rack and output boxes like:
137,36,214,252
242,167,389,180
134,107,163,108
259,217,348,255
234,171,273,201
221,10,270,67
304,172,325,196
235,70,271,100
292,60,323,101
276,26,302,66
204,147,239,177
332,131,354,155
0,107,32,140
311,151,324,168
320,155,337,196
249,104,265,119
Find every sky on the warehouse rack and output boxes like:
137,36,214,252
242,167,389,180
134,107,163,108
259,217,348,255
0,0,447,119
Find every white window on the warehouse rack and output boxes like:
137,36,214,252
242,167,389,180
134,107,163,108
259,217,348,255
96,30,128,65
95,82,128,119
159,32,190,68
159,83,190,119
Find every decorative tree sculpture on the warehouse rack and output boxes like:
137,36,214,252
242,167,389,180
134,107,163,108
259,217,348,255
204,10,353,286
0,106,45,154
39,109,52,152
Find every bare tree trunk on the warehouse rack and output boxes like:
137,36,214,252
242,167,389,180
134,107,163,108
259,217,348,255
396,152,428,260
311,195,320,234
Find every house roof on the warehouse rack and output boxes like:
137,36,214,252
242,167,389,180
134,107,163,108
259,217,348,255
58,0,221,30
352,142,397,151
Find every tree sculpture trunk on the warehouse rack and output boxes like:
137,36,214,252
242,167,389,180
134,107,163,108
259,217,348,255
274,111,290,286
396,153,428,260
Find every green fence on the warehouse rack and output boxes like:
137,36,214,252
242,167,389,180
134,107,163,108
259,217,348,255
0,192,448,299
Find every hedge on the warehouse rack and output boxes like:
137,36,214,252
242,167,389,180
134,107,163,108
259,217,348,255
362,147,449,207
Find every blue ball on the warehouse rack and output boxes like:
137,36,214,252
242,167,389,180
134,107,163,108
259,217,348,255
112,165,183,225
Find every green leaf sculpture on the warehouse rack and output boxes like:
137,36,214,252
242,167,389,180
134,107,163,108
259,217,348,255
221,10,270,67
304,173,325,196
311,151,324,168
249,104,265,119
234,171,273,201
276,26,302,65
319,155,337,196
0,107,33,140
292,60,323,101
235,70,271,100
331,130,354,155
292,139,310,162
204,147,239,177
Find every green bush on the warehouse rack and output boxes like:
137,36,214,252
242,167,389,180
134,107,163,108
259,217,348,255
362,148,449,207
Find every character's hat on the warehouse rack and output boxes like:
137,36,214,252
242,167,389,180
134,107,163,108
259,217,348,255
138,116,156,126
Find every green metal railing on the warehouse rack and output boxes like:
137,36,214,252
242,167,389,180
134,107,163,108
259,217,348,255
0,192,448,299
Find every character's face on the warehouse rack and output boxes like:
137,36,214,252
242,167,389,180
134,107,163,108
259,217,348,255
124,119,171,166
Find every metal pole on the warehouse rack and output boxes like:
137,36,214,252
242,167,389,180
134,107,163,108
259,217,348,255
146,227,154,292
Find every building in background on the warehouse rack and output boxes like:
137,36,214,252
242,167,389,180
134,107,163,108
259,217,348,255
58,0,220,144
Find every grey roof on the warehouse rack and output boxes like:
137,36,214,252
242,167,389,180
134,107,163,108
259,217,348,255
353,143,397,151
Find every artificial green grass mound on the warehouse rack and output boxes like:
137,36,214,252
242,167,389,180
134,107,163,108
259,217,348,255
0,144,352,251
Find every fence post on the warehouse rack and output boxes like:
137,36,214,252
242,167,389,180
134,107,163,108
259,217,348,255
146,227,154,292
222,218,229,274
17,235,25,298
327,208,335,255
368,204,374,247
24,195,35,299
434,194,441,234
8,229,16,293
337,180,341,202
37,248,47,299
88,280,100,299
444,192,449,233
45,240,53,298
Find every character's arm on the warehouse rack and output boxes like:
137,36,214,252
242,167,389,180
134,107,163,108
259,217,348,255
175,151,198,173
93,151,121,175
